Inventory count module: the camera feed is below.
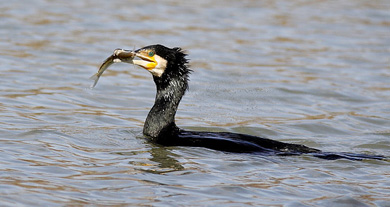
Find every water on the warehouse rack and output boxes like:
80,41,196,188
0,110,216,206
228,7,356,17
1,0,390,206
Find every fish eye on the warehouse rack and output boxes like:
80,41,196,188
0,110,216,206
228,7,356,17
148,51,154,57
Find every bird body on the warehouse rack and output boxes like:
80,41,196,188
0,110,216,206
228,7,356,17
93,44,385,160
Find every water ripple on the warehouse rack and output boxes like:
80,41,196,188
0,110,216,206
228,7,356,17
1,0,389,206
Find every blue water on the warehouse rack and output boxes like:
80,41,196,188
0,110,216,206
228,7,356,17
1,0,389,206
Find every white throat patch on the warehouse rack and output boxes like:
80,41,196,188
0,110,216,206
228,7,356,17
149,55,167,77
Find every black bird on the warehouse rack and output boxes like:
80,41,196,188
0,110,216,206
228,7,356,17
102,44,385,160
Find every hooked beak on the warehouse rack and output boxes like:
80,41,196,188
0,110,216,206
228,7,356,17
116,47,167,77
132,50,157,70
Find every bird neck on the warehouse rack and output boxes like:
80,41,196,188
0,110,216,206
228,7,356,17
143,75,187,139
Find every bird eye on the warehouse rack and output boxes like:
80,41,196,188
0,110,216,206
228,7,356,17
148,51,154,57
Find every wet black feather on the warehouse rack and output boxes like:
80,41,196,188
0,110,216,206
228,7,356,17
137,44,385,161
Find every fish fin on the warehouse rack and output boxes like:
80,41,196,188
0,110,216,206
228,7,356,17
89,73,100,88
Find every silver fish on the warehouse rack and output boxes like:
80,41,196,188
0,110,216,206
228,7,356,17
90,48,135,88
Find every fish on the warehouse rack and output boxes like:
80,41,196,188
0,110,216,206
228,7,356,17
89,48,135,88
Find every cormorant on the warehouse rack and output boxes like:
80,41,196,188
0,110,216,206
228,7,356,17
95,44,385,160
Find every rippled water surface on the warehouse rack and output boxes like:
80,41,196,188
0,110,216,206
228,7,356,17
1,0,390,206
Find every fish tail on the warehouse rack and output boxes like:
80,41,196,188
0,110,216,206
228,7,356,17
89,73,100,88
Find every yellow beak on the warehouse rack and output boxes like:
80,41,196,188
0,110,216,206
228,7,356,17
132,51,157,70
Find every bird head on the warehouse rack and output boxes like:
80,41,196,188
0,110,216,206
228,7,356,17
132,44,190,79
